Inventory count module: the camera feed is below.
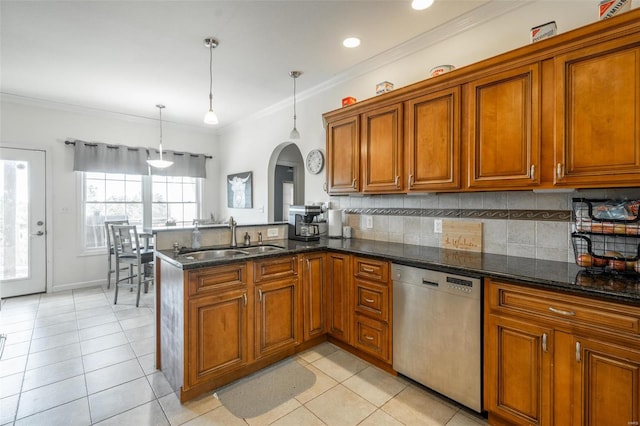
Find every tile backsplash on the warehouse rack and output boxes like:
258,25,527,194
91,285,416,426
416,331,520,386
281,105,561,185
330,188,640,263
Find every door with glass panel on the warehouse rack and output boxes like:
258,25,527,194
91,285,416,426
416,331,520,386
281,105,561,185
0,148,47,297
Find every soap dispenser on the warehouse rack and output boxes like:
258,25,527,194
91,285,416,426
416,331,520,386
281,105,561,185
192,220,201,249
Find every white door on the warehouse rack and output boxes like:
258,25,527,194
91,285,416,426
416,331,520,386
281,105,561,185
0,148,47,297
282,181,294,220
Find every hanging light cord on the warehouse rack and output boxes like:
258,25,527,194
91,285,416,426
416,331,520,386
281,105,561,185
292,76,297,127
158,106,164,159
208,43,213,111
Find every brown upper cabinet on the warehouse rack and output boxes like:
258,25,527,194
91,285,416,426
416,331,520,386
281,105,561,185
326,115,360,193
405,86,461,192
466,63,540,190
361,103,404,193
323,8,640,194
554,33,640,187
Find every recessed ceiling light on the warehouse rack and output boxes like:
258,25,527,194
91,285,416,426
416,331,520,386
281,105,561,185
343,37,361,48
412,0,434,11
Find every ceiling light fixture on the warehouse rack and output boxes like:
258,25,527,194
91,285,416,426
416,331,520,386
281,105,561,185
147,104,173,169
411,0,434,11
342,37,361,48
203,37,219,125
289,70,302,140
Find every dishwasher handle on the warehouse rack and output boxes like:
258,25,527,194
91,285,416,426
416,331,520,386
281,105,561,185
421,279,439,287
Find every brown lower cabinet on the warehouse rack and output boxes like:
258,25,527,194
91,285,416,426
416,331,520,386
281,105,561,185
301,252,327,341
326,252,351,343
484,278,640,426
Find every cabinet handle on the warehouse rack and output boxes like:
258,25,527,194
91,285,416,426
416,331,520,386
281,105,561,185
352,178,357,189
542,333,547,352
548,306,575,316
408,174,413,188
556,163,563,180
530,164,536,181
364,335,374,341
364,297,375,303
576,341,581,362
258,289,263,301
243,293,247,307
394,175,399,188
362,267,374,273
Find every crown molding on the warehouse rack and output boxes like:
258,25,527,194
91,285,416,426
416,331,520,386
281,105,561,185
221,0,534,134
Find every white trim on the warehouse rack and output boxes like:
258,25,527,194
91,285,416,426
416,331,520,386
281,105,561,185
52,279,106,293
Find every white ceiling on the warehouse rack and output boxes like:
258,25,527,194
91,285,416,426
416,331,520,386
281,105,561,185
1,0,503,130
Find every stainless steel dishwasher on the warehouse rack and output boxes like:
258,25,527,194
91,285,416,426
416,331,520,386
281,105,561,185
392,263,482,413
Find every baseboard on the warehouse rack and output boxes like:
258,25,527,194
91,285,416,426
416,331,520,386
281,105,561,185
51,279,106,293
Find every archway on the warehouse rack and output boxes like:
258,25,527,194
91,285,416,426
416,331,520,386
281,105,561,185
267,142,304,222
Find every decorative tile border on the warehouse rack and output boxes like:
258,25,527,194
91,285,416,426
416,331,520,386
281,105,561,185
342,208,571,222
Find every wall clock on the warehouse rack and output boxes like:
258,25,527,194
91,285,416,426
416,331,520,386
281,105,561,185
306,149,324,174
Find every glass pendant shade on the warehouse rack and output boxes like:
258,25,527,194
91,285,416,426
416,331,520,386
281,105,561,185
289,127,300,140
147,104,173,169
204,109,219,125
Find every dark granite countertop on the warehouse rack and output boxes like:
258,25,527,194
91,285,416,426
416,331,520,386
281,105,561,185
155,238,640,305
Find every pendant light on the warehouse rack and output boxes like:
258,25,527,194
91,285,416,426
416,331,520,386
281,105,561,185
147,104,173,169
289,70,302,140
203,38,219,125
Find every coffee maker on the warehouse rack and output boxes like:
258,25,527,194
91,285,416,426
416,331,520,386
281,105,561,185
288,205,322,241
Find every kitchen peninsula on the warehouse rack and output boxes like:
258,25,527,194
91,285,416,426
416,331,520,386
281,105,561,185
154,235,640,423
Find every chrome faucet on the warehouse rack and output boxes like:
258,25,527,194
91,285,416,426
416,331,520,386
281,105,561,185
258,232,263,245
229,216,237,247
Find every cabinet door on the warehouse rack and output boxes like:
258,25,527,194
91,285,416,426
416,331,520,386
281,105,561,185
361,103,403,193
255,278,299,358
467,64,540,189
301,253,326,341
572,336,640,426
186,289,248,387
326,115,360,193
405,87,461,191
554,34,640,186
485,315,552,426
326,252,351,343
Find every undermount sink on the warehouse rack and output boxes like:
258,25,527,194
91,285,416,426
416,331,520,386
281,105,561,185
179,249,250,260
178,244,285,261
242,245,285,254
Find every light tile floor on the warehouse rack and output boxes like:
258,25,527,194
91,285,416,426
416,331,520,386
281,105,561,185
0,285,489,426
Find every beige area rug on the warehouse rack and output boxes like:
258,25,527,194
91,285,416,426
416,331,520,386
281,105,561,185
215,358,316,418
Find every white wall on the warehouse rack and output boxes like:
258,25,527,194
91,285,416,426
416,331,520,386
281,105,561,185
214,1,605,223
0,99,218,292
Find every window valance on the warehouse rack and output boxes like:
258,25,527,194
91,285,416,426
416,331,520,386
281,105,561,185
68,139,208,178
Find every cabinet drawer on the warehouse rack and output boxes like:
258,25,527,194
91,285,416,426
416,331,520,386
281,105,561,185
488,280,640,336
353,257,389,284
354,279,389,322
353,314,390,362
253,256,298,283
188,263,247,297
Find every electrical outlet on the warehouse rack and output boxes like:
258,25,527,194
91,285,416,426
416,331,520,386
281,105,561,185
267,228,279,237
365,215,373,229
434,219,442,234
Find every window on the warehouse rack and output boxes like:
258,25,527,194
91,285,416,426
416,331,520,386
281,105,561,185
152,176,198,228
82,172,201,250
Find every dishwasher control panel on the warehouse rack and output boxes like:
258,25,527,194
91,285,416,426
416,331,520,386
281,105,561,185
392,264,481,299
